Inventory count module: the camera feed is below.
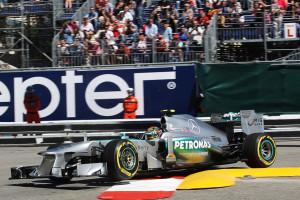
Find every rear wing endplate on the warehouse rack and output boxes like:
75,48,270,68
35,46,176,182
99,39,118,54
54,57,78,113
240,110,264,135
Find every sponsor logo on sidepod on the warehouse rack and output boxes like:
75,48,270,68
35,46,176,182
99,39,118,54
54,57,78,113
174,140,211,150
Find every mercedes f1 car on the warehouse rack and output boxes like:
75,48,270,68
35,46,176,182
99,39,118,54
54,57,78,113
10,110,277,182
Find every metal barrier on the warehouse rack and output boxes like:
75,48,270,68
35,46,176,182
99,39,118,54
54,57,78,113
0,1,53,16
1,116,300,143
218,26,265,41
52,34,60,68
0,119,160,134
53,0,85,21
217,24,299,41
71,0,95,24
204,15,218,63
0,119,161,143
217,10,300,42
52,0,95,67
274,47,300,61
56,49,204,67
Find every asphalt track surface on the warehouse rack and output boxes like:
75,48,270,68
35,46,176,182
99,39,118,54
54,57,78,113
1,138,300,200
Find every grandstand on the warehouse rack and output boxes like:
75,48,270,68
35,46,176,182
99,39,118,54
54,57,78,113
0,0,299,68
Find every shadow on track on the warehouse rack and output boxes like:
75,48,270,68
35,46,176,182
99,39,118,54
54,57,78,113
6,167,210,190
7,177,129,190
6,166,250,190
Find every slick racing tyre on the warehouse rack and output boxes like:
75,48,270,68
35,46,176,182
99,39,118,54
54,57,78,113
104,139,139,181
243,133,277,168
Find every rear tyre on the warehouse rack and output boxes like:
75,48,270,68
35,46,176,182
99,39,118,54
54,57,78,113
243,133,277,168
104,139,139,181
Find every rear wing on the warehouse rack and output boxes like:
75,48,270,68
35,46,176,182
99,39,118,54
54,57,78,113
211,110,264,135
240,110,264,135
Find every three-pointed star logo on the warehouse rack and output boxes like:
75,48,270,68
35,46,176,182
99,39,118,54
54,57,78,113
188,119,200,133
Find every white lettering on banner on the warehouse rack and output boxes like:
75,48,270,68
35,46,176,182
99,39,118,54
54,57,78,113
134,72,176,115
0,81,10,116
62,71,83,118
0,69,179,121
174,140,211,150
85,74,129,116
14,77,60,122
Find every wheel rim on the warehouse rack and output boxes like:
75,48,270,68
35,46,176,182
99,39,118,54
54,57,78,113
120,147,136,171
260,140,274,161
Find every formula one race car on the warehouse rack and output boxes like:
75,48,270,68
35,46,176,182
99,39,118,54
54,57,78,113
10,110,277,182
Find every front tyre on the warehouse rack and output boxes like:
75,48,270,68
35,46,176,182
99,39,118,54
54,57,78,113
243,133,277,168
104,139,139,181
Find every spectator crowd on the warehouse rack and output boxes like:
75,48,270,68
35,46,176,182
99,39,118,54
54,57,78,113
56,0,300,66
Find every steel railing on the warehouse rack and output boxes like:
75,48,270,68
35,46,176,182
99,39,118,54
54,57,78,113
53,1,86,21
1,116,300,143
274,48,300,61
218,26,265,41
56,48,204,67
52,0,95,67
217,10,300,42
0,1,53,16
204,14,218,63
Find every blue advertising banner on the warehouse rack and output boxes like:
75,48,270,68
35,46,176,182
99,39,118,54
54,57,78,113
0,64,197,122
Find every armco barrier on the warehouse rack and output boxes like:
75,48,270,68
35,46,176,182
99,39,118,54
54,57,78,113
1,115,300,144
0,118,160,134
0,119,160,144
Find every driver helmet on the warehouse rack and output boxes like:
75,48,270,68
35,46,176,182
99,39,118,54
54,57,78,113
145,126,162,140
127,88,134,96
26,86,34,93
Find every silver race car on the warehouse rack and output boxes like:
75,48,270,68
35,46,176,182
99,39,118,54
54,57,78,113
10,110,277,182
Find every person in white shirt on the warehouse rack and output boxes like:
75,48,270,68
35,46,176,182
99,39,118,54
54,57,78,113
136,33,147,52
122,6,134,23
80,16,94,38
162,22,173,42
145,19,158,39
106,26,118,51
135,33,148,62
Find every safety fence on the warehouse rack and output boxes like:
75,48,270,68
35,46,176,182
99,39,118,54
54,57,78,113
274,47,300,61
53,2,83,21
204,15,217,63
64,0,93,23
218,25,299,41
56,50,204,67
0,1,53,16
0,1,85,18
52,0,95,66
0,119,160,143
218,26,265,41
0,116,300,144
217,11,300,42
0,29,21,49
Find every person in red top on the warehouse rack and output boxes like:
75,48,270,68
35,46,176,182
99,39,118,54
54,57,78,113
123,88,138,119
24,86,41,123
